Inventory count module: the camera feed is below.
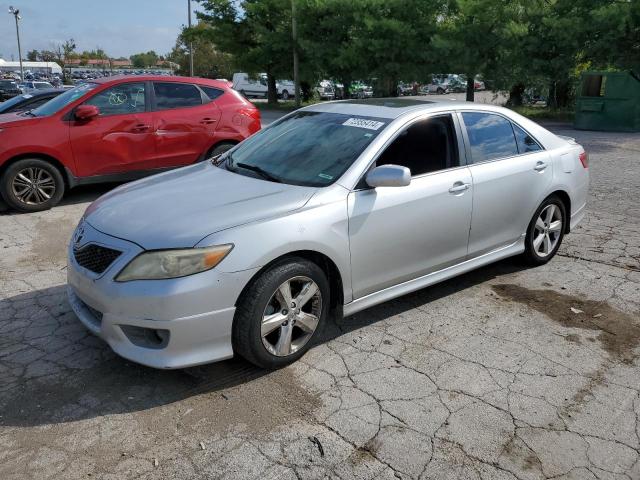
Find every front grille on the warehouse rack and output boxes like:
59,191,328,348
73,244,122,274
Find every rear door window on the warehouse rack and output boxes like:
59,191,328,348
512,123,542,153
153,82,202,110
199,86,224,101
462,112,519,163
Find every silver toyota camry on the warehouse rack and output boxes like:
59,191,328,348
67,99,589,369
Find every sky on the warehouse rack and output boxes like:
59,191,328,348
0,0,199,60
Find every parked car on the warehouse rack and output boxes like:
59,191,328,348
0,75,261,212
351,81,373,98
232,73,295,100
21,81,55,93
0,79,22,100
316,80,335,100
0,89,64,115
67,99,588,370
396,82,415,96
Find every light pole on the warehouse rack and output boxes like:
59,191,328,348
291,0,300,107
8,6,23,82
187,0,194,76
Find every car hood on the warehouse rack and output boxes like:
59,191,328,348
84,162,317,250
0,112,41,128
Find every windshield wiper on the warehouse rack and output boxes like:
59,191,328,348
22,110,36,117
235,162,282,183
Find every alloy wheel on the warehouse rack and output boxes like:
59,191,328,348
11,167,56,205
261,276,322,357
533,204,563,257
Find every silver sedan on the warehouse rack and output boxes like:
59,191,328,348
67,99,589,369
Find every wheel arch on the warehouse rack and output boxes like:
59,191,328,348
236,250,344,314
547,189,572,233
0,153,71,188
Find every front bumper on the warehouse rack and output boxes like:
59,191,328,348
66,221,258,369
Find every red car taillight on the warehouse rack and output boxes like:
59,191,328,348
579,151,588,168
239,107,261,121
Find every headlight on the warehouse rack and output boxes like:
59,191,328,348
115,244,233,282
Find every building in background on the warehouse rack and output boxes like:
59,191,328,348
0,58,62,76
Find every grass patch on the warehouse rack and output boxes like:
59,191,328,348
510,105,575,123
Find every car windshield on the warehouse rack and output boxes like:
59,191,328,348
31,82,97,117
0,80,17,88
225,111,389,187
0,94,30,113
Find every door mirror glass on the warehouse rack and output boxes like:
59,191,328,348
75,104,100,120
366,165,411,188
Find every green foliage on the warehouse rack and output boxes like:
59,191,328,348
194,0,293,103
189,0,639,107
130,51,159,68
166,23,234,78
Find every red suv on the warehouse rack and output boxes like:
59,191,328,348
0,75,261,212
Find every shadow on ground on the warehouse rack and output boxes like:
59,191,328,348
0,258,526,428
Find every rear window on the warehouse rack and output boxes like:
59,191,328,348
200,86,224,101
154,82,202,110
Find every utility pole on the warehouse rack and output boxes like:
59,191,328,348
188,0,194,76
291,0,300,106
8,6,23,82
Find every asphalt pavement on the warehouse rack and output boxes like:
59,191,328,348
0,120,638,479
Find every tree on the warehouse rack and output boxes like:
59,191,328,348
52,39,76,83
433,0,521,102
130,51,159,68
26,49,39,61
166,23,234,78
194,0,293,105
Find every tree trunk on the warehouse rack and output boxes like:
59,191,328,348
267,73,278,105
465,72,475,102
507,83,525,107
341,78,351,100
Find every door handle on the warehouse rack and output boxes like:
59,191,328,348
200,118,217,124
448,182,470,194
131,124,150,133
534,161,547,171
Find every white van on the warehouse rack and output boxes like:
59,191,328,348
232,73,295,100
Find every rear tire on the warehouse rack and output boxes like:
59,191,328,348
522,195,566,266
281,90,290,100
1,158,65,212
232,258,329,369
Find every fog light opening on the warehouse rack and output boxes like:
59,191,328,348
120,325,170,349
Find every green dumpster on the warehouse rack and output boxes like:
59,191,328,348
575,71,640,132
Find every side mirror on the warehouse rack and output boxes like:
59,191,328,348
75,104,100,120
365,165,411,188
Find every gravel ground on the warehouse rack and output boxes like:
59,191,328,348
0,124,638,480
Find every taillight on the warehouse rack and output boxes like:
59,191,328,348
239,107,261,121
579,151,588,168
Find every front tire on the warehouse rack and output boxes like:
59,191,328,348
522,195,566,266
232,258,329,369
1,158,65,212
207,142,235,159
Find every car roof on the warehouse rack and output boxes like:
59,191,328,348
303,98,510,119
91,75,229,89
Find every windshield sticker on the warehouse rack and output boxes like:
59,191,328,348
342,118,385,130
318,173,333,180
